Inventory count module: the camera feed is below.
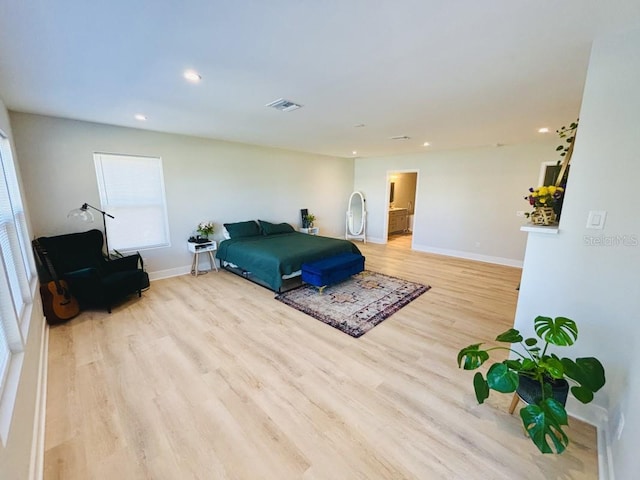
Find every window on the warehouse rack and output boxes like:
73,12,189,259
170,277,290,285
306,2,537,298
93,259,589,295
538,161,571,187
94,153,170,252
0,130,35,444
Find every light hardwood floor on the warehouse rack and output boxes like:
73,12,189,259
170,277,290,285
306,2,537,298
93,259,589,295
387,233,413,249
44,241,598,479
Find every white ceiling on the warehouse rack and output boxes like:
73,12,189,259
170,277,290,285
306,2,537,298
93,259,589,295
1,1,639,158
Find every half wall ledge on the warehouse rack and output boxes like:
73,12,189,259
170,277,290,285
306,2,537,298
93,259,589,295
520,224,559,234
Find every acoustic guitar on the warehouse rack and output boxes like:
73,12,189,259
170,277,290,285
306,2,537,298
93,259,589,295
33,239,80,324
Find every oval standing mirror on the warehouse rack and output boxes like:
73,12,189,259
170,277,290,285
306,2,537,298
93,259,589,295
346,191,366,242
349,193,363,234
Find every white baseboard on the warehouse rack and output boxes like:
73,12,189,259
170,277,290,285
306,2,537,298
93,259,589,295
365,236,523,267
148,265,191,281
565,398,613,480
412,243,524,268
364,236,386,244
28,319,48,480
148,257,226,281
598,415,615,480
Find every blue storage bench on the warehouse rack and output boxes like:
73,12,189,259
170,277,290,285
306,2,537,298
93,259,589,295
301,253,365,289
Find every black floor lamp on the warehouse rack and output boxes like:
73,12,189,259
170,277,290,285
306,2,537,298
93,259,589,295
67,203,115,258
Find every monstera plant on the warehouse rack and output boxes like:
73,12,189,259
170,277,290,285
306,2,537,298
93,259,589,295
457,316,605,454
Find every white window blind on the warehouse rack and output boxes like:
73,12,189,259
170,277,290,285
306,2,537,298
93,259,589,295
94,153,170,251
0,131,32,407
0,324,9,395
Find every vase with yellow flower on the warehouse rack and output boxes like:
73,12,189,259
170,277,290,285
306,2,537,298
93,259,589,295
525,185,565,225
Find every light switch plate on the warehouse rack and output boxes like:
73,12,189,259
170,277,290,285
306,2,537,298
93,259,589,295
586,210,607,229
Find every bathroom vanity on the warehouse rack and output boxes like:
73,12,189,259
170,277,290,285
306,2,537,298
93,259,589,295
388,207,408,234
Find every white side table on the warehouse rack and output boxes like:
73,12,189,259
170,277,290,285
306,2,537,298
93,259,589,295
188,241,218,276
299,227,319,235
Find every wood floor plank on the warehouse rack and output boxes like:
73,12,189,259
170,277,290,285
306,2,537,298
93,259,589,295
44,239,598,479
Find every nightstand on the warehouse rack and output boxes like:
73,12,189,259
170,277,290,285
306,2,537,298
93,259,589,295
299,227,319,235
188,241,218,276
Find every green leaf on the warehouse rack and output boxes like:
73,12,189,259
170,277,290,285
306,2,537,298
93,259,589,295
561,357,606,403
546,397,568,424
504,359,523,370
520,398,569,454
495,328,522,343
457,344,489,370
473,372,489,404
534,316,578,346
540,357,564,379
487,363,519,393
521,359,537,371
571,385,594,404
524,338,538,346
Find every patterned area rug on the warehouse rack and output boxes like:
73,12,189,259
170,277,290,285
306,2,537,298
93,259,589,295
275,271,431,338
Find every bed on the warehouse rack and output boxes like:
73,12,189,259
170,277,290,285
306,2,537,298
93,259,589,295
216,220,362,292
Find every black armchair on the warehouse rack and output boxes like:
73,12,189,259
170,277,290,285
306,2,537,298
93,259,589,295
37,229,150,313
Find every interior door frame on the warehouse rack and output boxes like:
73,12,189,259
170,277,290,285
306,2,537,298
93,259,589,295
384,169,420,247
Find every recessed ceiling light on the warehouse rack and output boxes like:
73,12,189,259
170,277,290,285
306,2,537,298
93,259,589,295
134,114,147,121
423,142,430,147
352,151,358,155
538,127,549,133
183,70,202,83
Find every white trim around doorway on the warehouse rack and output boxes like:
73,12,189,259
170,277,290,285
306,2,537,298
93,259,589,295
385,169,420,248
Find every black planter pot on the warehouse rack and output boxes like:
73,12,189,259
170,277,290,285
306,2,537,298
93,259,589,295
517,375,569,406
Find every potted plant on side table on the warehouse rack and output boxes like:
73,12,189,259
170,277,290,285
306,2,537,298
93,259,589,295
457,315,605,454
302,213,316,228
196,221,215,242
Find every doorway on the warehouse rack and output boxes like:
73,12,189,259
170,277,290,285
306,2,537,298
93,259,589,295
386,171,418,248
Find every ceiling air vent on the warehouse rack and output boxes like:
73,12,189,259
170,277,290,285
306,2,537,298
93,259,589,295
265,98,302,112
390,135,411,140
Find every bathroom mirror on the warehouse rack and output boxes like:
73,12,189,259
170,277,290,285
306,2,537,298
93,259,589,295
346,191,366,242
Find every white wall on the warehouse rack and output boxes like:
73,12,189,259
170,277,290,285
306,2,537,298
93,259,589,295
10,113,355,278
513,27,640,478
0,97,46,480
355,140,560,265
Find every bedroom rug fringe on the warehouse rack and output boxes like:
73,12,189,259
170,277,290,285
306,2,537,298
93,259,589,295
275,270,430,338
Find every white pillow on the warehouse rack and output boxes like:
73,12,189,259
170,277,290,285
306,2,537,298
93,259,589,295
222,227,231,240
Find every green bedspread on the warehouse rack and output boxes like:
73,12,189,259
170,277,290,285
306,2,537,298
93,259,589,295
216,232,361,291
